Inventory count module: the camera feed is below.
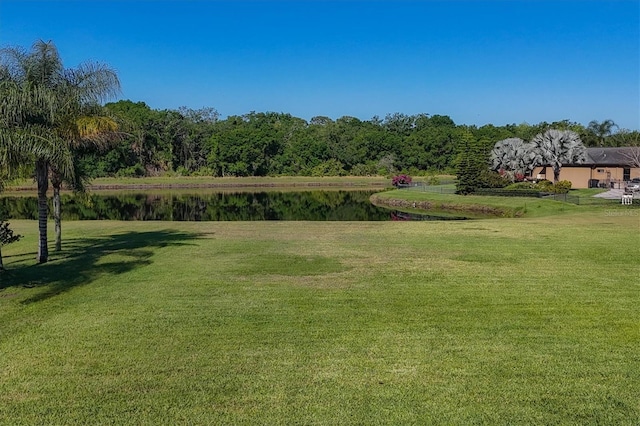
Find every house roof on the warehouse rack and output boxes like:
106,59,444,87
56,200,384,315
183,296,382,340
581,147,636,166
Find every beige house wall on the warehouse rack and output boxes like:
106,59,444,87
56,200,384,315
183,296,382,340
532,166,640,189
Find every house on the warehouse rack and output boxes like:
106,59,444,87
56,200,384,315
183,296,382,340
531,147,640,189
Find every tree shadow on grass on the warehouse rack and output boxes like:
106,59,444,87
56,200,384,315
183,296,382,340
0,230,202,304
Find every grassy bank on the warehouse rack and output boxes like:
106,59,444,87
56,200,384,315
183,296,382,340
4,176,392,192
370,188,635,218
1,214,638,424
371,189,571,217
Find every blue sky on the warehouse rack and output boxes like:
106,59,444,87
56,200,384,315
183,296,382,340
1,0,638,129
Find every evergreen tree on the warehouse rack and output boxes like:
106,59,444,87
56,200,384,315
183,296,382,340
456,130,487,194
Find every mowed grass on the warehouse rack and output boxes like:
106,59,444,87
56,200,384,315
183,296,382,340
0,213,639,424
372,189,621,218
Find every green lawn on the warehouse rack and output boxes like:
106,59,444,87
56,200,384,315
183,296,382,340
371,188,581,217
1,213,639,424
371,188,636,218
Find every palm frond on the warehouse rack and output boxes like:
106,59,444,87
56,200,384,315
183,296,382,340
64,62,121,104
24,40,64,88
0,45,29,83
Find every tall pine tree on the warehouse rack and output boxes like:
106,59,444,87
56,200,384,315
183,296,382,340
455,130,487,195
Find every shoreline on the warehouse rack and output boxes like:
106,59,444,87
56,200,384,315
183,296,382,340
4,180,390,192
369,194,519,217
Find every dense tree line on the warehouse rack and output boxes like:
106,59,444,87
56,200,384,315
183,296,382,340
76,101,637,179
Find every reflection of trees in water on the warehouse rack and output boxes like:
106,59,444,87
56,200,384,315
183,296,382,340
0,191,393,221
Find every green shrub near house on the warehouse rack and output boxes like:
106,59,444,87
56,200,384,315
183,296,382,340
504,179,571,194
552,180,572,193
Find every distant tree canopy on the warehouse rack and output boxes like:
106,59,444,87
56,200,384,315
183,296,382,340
77,101,638,178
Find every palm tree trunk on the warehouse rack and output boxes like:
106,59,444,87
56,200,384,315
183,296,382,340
36,158,49,263
0,246,4,270
53,184,62,252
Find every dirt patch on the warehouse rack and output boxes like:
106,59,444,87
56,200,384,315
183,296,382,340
0,292,19,299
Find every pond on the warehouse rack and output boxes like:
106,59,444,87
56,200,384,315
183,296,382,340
0,189,470,221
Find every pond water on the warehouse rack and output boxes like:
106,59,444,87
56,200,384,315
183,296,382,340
0,189,469,221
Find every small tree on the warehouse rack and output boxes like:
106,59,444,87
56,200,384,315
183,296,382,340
0,220,22,270
392,174,412,187
624,146,640,169
615,130,640,169
377,153,396,175
531,129,586,183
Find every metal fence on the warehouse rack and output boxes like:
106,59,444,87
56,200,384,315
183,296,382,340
396,181,456,194
542,193,640,205
396,183,640,206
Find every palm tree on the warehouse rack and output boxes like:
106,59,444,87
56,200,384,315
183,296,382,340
531,129,587,183
50,113,121,251
490,137,540,177
0,78,74,263
0,40,120,262
587,119,618,147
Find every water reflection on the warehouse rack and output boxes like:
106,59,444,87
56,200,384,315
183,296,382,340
0,190,469,221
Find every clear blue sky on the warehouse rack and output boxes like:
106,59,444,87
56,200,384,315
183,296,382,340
1,0,638,129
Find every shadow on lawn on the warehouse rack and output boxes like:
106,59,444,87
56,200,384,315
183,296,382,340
0,230,202,304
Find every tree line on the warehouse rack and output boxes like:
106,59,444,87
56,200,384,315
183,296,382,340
82,103,637,180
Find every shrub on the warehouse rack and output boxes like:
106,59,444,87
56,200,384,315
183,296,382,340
552,180,572,194
115,164,145,178
427,175,441,186
311,159,346,177
392,174,412,187
175,166,190,176
1,220,22,270
480,170,510,188
191,167,215,177
407,167,422,177
351,163,378,176
536,180,554,192
0,220,21,247
505,180,556,193
505,182,538,190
